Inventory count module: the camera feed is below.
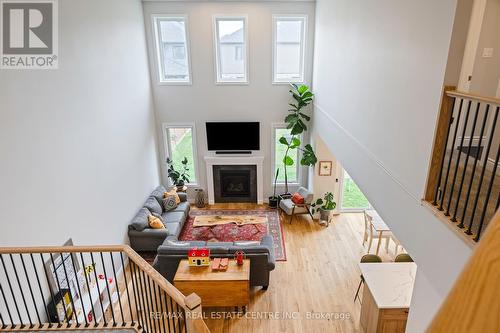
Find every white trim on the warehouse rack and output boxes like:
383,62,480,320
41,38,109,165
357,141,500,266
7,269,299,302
162,122,199,186
152,14,193,85
272,14,307,84
212,15,249,84
204,155,264,204
271,123,302,186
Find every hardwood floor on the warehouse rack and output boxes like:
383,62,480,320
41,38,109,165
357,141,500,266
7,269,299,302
194,204,398,333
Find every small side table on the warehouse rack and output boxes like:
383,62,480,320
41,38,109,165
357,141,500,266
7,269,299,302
174,259,250,311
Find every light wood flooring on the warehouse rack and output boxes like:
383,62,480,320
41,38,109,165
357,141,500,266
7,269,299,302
193,204,399,333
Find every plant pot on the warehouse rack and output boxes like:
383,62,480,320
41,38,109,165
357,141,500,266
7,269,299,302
319,208,334,222
268,196,278,209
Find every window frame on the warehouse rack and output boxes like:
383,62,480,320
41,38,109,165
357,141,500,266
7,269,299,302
272,14,307,84
271,123,302,186
152,14,193,85
162,123,199,186
212,15,249,85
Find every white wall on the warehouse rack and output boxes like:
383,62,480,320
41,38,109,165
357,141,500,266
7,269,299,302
312,0,474,332
0,0,160,247
142,1,315,199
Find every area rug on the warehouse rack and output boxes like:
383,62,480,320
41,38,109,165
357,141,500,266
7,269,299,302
179,209,286,261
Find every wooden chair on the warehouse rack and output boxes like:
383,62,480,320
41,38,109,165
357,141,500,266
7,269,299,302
363,210,392,254
279,187,314,224
354,254,382,303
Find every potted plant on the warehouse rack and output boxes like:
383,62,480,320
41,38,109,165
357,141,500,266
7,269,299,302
268,168,280,209
311,192,337,225
279,84,317,195
166,157,190,190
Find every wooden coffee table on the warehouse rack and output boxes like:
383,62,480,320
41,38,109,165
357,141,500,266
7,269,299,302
173,259,250,312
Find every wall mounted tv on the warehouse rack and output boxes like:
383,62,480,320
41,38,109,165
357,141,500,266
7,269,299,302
206,122,260,152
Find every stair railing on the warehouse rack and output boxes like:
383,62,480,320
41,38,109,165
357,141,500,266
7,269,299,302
0,245,209,333
425,87,500,242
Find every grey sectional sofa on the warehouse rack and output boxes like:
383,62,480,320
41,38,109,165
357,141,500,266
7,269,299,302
153,235,276,289
128,185,190,251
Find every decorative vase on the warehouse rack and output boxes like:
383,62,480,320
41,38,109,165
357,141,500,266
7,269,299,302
195,188,205,208
319,208,333,226
268,196,278,209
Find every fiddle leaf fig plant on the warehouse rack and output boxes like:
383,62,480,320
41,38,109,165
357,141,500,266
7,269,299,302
280,83,318,193
166,157,190,187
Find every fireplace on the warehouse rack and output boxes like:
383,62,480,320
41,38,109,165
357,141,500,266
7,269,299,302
213,165,257,203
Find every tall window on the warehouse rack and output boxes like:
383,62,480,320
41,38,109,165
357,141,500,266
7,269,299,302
164,124,197,184
341,170,370,211
273,126,300,184
213,16,248,83
273,16,307,83
153,16,191,84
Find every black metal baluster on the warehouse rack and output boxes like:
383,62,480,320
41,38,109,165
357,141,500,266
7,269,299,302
0,282,14,327
475,145,500,241
40,254,61,326
137,264,151,333
19,254,41,325
1,254,23,327
134,262,148,332
147,276,159,333
49,253,70,323
100,252,116,326
496,191,500,211
452,102,481,223
461,105,490,227
120,253,134,326
110,253,125,325
69,253,87,327
60,253,78,327
467,107,500,235
440,99,464,210
434,97,458,205
0,311,4,329
129,262,143,330
446,100,473,216
8,254,32,327
90,253,106,326
30,254,51,327
79,253,96,327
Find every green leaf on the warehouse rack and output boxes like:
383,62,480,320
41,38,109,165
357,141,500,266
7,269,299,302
279,136,289,145
283,155,294,166
291,122,304,135
298,85,308,95
290,137,301,148
299,113,311,121
284,114,298,124
300,144,318,166
182,157,188,165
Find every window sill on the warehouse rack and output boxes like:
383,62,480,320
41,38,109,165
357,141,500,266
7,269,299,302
158,81,192,86
272,80,304,85
215,80,249,85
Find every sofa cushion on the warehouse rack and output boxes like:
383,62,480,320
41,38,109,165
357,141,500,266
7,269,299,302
144,196,162,215
164,222,182,237
174,201,190,214
129,227,169,239
161,211,185,224
151,185,167,205
129,207,151,231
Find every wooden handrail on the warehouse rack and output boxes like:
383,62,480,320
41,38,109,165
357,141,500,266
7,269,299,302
0,245,126,254
427,209,500,332
447,90,500,106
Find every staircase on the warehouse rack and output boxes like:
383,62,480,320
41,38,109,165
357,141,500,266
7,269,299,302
0,245,210,333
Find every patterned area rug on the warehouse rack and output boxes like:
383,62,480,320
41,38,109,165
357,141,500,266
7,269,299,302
179,209,286,261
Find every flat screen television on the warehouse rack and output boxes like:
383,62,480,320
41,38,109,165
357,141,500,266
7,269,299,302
206,122,260,151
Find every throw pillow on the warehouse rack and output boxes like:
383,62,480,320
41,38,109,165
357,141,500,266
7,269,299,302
144,196,163,215
291,192,305,205
164,188,181,204
148,214,165,229
163,195,178,212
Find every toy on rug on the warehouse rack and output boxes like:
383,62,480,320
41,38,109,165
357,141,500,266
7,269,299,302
188,247,210,266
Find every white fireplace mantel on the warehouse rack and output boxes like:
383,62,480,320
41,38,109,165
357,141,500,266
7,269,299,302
204,155,264,204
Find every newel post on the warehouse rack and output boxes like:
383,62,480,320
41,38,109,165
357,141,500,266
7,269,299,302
184,293,208,332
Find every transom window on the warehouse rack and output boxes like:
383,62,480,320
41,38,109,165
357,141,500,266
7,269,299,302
273,15,307,83
273,126,300,184
153,16,191,84
213,16,248,83
163,124,197,184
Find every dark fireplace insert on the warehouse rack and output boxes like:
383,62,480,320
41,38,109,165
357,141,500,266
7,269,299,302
213,165,257,203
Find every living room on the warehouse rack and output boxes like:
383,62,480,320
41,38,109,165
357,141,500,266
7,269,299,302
1,0,498,332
